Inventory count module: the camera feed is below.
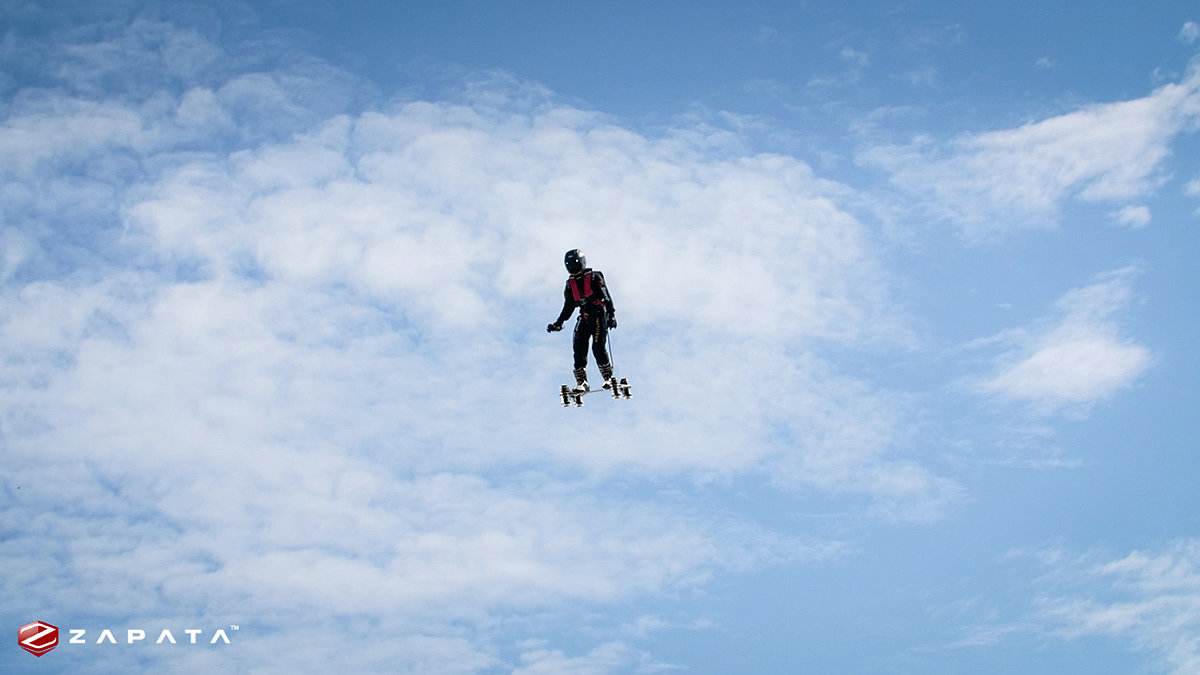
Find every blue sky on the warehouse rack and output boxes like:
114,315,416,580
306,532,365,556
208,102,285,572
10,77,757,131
2,1,1199,673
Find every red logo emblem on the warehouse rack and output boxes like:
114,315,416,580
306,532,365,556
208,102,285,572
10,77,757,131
18,621,58,657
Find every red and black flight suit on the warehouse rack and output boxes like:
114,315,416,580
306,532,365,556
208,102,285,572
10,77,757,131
553,268,616,376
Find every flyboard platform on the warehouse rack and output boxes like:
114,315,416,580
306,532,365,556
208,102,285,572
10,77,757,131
560,378,632,407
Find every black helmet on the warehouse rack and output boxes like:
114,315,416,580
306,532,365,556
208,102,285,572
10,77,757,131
564,249,586,275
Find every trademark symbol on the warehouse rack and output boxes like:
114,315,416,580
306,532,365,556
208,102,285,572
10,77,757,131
230,625,239,631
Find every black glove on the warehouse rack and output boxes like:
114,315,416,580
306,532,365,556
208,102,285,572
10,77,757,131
607,315,617,329
547,322,563,333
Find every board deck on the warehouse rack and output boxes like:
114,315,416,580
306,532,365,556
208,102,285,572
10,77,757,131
560,378,632,407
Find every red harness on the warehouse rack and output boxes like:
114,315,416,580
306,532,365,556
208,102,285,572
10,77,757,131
568,272,595,303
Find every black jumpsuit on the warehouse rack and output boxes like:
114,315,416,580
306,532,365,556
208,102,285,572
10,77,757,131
553,269,615,370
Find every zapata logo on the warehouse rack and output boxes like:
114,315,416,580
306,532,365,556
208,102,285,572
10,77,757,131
18,621,58,657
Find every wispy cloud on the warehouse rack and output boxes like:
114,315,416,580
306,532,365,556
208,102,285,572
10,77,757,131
971,268,1151,413
1111,204,1152,229
1043,541,1200,674
962,541,1200,674
808,44,872,90
1186,175,1200,214
1180,21,1199,45
511,640,666,675
859,63,1200,237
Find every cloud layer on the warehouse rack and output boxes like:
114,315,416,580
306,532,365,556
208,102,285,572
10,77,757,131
2,11,925,671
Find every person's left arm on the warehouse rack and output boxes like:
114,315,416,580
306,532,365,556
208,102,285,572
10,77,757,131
595,271,616,328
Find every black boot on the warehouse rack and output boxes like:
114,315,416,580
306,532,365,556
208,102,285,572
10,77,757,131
599,362,614,389
573,368,589,393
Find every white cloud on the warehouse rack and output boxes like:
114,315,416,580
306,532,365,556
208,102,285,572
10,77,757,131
1,227,38,281
103,84,929,498
1111,204,1151,228
808,45,872,90
1180,21,1199,45
859,63,1200,237
1186,175,1200,214
905,65,940,87
512,641,653,675
974,268,1151,412
969,541,1200,675
840,46,870,68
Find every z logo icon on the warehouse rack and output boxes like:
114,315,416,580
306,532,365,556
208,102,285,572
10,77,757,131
19,621,58,657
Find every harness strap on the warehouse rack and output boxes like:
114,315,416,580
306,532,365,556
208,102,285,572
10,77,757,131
568,272,594,303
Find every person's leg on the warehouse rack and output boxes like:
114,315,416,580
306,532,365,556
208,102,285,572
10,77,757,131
572,317,590,390
592,314,612,386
